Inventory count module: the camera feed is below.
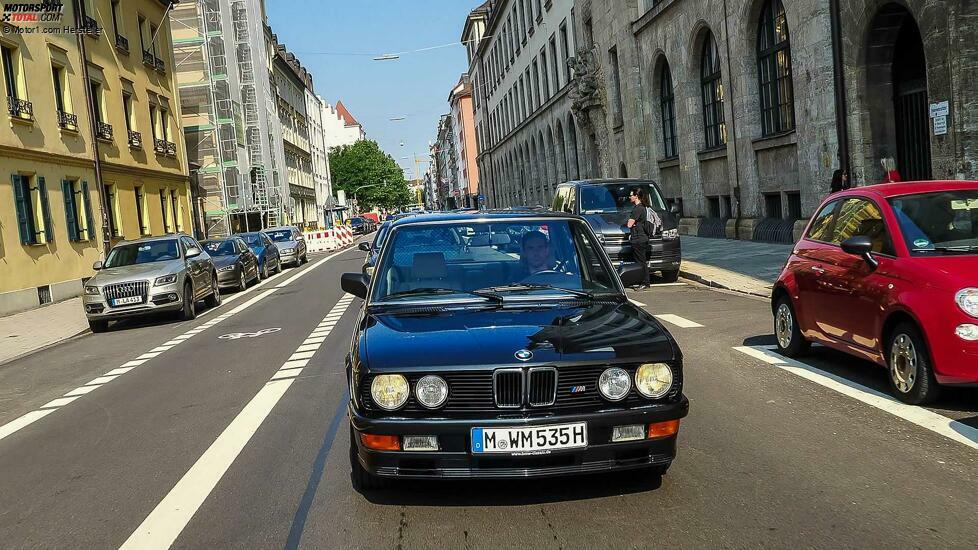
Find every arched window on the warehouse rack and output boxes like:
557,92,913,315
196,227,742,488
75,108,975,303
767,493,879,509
660,62,678,158
757,0,794,135
701,31,727,149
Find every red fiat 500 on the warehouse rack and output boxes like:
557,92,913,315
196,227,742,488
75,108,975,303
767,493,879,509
772,181,978,404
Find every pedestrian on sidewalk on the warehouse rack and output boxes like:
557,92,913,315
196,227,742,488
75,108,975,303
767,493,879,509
627,186,660,289
830,167,850,193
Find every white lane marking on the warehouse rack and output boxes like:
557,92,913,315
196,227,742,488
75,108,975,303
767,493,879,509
629,299,645,307
294,344,320,353
105,367,137,376
288,351,317,361
149,346,174,353
122,295,356,549
41,396,81,409
85,375,119,386
733,346,978,451
281,359,309,370
0,248,357,444
654,314,704,329
654,282,686,287
303,337,327,345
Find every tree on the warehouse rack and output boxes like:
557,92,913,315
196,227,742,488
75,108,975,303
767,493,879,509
328,140,412,210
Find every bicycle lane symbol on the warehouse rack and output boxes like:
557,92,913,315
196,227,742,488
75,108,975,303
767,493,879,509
218,328,282,340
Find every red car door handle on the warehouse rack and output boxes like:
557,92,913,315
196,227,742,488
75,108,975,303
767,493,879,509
811,266,826,274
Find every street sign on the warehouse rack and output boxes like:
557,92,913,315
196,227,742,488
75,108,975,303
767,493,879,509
934,115,948,136
929,101,949,118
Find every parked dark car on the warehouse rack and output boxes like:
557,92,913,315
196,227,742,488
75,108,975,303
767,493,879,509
263,226,308,267
359,220,392,276
203,237,260,291
238,231,281,279
772,180,978,404
340,212,689,490
553,179,682,282
350,217,374,235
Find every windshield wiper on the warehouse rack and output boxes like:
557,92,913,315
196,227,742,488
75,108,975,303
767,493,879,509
915,245,978,254
383,287,503,303
474,283,597,300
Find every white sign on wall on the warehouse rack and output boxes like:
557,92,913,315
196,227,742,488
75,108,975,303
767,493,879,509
929,101,949,119
934,116,948,136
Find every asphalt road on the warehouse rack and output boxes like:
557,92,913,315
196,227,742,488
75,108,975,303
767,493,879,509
1,242,976,549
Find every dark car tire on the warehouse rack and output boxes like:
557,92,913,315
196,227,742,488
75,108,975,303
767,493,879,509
237,269,248,292
887,322,940,405
89,320,109,333
179,283,197,321
350,427,388,492
660,269,680,283
205,273,222,308
774,296,810,357
274,258,282,274
301,253,308,265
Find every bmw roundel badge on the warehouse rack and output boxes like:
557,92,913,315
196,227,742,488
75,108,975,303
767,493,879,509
515,349,533,362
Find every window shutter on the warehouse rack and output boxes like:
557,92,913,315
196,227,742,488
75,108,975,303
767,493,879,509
38,177,54,243
62,180,79,241
81,181,95,241
12,174,31,245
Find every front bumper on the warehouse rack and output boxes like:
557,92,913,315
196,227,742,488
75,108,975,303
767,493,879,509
216,267,240,288
603,238,682,272
83,283,184,320
280,250,298,264
350,397,689,479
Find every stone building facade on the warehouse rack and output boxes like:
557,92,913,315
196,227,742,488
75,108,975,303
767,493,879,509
573,0,978,241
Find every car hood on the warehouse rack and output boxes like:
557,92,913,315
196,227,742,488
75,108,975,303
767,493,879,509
93,259,184,284
361,302,677,370
212,255,238,269
274,240,299,249
909,255,978,291
582,210,678,236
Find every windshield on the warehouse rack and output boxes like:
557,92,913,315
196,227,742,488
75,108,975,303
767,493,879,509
370,220,618,303
372,224,390,250
265,230,293,243
202,240,237,256
239,233,262,247
889,190,978,255
351,218,365,226
105,240,180,268
580,183,667,214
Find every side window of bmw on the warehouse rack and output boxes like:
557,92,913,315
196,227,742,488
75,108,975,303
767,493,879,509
830,198,896,256
806,200,840,242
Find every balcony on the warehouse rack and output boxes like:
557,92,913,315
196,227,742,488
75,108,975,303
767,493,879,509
154,57,165,73
95,121,113,141
142,50,154,67
83,15,99,36
115,34,129,53
165,141,177,157
57,110,78,130
153,138,167,155
8,97,33,120
128,130,142,148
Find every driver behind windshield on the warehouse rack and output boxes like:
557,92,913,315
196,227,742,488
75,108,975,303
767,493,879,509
520,230,557,276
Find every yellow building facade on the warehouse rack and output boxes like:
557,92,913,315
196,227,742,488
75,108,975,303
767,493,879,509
0,0,190,316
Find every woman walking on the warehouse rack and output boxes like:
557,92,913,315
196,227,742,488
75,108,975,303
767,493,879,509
626,187,661,289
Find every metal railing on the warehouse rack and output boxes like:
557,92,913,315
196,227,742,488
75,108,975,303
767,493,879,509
142,50,154,67
115,34,129,52
57,110,78,129
697,217,731,239
753,218,798,244
8,97,32,119
154,57,165,73
95,121,113,141
165,141,177,156
128,130,142,148
83,15,98,35
153,138,167,154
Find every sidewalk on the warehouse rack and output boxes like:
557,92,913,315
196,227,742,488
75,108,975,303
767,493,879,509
0,298,89,366
678,235,793,297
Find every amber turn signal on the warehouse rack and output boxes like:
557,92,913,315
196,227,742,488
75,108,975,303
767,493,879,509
360,433,401,451
647,419,680,440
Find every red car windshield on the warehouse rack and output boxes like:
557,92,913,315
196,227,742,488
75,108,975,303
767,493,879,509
889,190,978,255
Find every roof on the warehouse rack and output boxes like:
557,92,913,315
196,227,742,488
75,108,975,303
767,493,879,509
263,225,301,232
844,180,978,199
335,101,360,128
116,233,190,245
389,211,580,228
561,178,660,186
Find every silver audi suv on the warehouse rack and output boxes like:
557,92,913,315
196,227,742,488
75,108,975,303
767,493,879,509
83,234,221,332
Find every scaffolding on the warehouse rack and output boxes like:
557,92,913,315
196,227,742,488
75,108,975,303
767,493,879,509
173,0,280,236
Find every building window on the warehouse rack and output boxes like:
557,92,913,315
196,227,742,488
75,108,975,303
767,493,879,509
2,44,29,118
701,31,727,149
660,62,678,159
757,0,794,136
89,80,103,123
540,49,550,98
609,46,624,128
12,175,52,245
560,22,571,82
135,185,148,235
549,37,559,90
160,189,171,233
104,183,120,238
52,64,76,130
62,180,95,242
532,60,541,107
170,189,181,232
149,104,158,140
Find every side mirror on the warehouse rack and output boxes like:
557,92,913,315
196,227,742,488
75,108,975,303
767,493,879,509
618,263,648,288
341,272,370,299
841,236,878,269
358,241,371,252
92,260,103,270
670,204,680,215
186,247,202,259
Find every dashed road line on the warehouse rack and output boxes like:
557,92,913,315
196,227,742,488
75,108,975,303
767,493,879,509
733,345,978,451
0,247,357,444
120,294,356,550
654,314,705,328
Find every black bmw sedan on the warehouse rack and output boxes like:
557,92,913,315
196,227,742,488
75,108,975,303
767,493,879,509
340,212,689,490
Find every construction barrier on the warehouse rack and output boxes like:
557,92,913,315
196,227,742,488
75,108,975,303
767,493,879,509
302,226,354,254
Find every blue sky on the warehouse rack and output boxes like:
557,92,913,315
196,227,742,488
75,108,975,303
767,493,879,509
265,0,479,181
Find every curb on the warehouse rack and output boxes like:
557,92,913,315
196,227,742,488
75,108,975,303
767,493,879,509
0,326,91,369
679,268,772,299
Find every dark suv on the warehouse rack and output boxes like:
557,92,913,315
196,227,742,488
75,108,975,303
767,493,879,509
553,179,682,282
340,212,689,490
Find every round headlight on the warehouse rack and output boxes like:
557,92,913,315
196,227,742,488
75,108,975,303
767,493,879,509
370,374,409,411
956,288,978,318
635,363,674,399
415,375,448,408
598,367,631,401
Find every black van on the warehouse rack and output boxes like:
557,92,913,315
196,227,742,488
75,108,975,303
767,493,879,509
552,179,682,282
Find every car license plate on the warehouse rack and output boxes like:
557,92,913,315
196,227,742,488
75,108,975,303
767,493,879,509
471,422,587,455
111,296,142,306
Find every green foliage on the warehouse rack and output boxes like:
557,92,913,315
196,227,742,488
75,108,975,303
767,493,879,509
328,140,412,210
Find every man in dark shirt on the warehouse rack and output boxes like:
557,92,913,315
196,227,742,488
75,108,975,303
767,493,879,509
627,187,651,289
